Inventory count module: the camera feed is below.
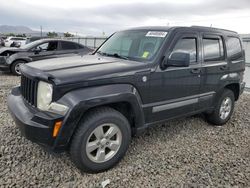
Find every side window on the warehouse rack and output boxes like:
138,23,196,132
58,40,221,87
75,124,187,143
78,44,84,49
61,41,78,50
172,37,197,63
35,41,58,51
36,42,49,51
203,37,224,62
227,37,243,61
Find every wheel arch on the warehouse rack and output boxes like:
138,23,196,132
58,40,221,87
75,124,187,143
224,83,240,101
53,84,145,149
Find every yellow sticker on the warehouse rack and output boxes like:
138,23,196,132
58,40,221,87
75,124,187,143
142,51,149,58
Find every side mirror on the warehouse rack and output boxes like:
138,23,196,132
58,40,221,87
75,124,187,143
32,48,41,54
164,52,190,67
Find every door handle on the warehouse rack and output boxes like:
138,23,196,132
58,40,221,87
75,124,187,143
191,68,201,74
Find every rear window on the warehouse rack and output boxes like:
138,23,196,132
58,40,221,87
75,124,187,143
61,41,78,50
78,44,84,49
203,37,224,62
227,37,243,61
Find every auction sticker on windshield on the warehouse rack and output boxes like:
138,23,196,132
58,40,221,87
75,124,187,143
146,31,168,37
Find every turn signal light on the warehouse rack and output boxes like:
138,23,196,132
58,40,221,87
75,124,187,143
53,121,62,138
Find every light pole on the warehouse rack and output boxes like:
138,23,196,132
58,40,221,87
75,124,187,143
40,26,43,37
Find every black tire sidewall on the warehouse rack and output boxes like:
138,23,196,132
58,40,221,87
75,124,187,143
71,108,131,172
210,89,235,125
11,60,25,76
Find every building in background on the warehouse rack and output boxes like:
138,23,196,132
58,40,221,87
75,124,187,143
240,34,250,89
241,34,250,65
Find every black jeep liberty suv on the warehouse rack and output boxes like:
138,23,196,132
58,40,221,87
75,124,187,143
8,26,245,173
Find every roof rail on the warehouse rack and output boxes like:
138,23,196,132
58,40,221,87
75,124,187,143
191,26,237,34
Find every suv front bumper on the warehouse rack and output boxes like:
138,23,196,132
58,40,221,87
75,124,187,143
7,87,64,150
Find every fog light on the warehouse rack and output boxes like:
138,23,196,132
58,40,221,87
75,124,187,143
53,121,62,138
48,102,69,115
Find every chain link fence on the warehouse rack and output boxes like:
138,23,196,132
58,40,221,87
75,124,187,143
66,37,107,49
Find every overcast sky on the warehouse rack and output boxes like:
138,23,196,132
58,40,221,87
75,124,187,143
1,0,250,36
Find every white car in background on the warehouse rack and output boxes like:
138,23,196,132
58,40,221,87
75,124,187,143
4,37,27,47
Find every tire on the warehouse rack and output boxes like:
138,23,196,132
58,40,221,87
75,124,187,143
205,89,235,125
11,60,26,76
70,107,131,173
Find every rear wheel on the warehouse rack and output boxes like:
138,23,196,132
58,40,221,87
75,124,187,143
205,89,235,125
70,107,131,173
11,60,26,76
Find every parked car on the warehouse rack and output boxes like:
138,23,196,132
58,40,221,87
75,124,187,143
0,39,92,75
8,26,245,173
4,37,27,47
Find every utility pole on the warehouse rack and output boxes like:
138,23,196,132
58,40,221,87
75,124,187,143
40,26,43,37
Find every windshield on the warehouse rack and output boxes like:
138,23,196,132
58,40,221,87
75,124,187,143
97,30,168,62
20,40,44,50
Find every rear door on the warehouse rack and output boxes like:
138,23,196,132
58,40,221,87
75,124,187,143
199,34,228,110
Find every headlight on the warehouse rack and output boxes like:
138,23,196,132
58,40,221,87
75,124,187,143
37,81,69,115
37,81,53,111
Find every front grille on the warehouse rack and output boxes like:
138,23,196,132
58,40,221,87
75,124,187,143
20,75,38,106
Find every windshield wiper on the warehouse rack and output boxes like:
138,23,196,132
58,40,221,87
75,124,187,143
96,51,106,56
96,51,129,60
111,53,129,60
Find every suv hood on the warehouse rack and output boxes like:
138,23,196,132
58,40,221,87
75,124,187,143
25,54,148,85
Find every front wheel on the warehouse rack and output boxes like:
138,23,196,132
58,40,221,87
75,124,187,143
70,107,131,173
11,60,26,76
205,89,235,125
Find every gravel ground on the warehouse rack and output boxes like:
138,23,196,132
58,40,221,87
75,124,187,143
0,71,250,188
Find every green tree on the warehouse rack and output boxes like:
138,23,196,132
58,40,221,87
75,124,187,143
16,33,26,37
6,33,15,36
47,32,58,38
64,32,74,37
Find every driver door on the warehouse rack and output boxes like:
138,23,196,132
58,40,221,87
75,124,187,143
29,41,58,61
147,32,202,123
